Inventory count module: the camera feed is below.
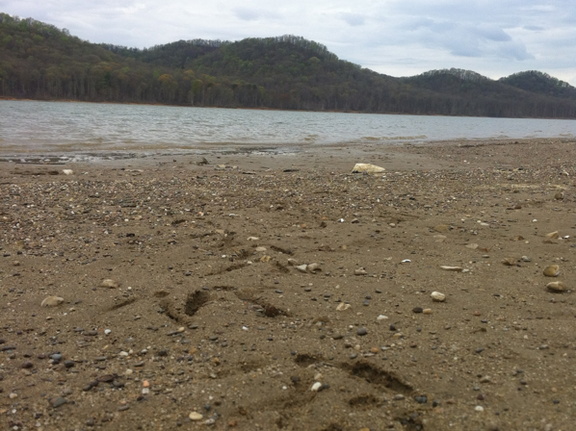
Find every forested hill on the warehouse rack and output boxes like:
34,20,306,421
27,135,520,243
1,13,576,118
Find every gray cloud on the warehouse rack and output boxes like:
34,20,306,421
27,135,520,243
340,13,365,27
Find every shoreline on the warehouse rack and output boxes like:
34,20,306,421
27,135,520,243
1,137,574,169
1,137,575,430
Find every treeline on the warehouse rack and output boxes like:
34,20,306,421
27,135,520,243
1,12,576,118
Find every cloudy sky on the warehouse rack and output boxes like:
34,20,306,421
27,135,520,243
2,0,575,85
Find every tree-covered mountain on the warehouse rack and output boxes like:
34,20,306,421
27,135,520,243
499,70,576,99
1,12,575,118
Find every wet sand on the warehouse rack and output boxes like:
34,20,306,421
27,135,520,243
1,138,575,430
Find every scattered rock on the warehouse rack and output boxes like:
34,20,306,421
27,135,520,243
434,224,451,233
543,265,560,277
431,291,446,302
310,382,323,392
351,163,385,173
307,263,322,273
50,397,68,408
189,412,203,421
295,264,308,273
100,279,120,288
546,281,567,293
545,231,560,240
440,265,464,272
41,296,64,307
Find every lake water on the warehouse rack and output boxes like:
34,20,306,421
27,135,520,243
1,100,576,162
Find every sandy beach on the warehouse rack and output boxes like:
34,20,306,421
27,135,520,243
1,138,575,430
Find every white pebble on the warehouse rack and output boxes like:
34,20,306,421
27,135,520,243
100,279,119,288
295,264,308,273
310,382,322,392
189,412,203,421
431,291,446,302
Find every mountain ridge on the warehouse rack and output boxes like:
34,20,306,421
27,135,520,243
1,13,575,118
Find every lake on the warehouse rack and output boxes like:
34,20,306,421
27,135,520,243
1,100,575,162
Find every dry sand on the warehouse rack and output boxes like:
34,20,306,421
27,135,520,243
1,138,575,431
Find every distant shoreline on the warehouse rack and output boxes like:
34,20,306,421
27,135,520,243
1,137,574,171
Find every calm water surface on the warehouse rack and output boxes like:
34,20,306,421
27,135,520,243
1,100,575,161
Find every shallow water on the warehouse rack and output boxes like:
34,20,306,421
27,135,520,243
1,100,575,162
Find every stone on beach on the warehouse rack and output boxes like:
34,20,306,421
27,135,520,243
546,281,567,292
100,279,120,288
431,291,446,302
351,163,385,173
543,265,560,277
41,296,64,307
440,265,464,272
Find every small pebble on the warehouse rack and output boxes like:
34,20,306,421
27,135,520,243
41,296,64,307
189,411,203,421
50,353,63,363
356,327,368,336
546,281,567,292
431,291,446,302
543,265,560,277
310,382,322,392
295,264,308,273
50,397,68,408
307,263,321,273
100,279,120,288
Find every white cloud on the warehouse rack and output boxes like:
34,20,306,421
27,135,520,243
1,0,575,84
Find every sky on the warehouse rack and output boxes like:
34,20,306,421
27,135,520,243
2,0,576,85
